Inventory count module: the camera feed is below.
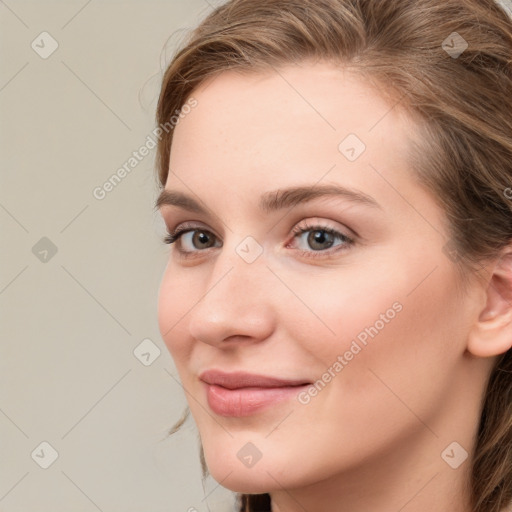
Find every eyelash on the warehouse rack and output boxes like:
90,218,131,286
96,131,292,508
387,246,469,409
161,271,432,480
162,220,355,260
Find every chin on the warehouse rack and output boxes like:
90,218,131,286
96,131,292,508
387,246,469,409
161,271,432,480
204,445,311,495
209,466,278,494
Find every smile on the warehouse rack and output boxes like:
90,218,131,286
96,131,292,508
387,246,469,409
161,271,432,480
199,370,311,417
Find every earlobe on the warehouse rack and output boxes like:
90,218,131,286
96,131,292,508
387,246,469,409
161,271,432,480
467,250,512,358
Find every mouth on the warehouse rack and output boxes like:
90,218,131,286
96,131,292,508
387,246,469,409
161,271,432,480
199,370,312,417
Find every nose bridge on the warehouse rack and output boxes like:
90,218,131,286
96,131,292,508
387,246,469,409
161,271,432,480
187,238,276,344
210,231,273,298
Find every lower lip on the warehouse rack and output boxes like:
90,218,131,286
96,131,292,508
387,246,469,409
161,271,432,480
204,383,309,417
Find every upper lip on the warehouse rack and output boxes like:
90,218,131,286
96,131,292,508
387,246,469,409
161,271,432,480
199,370,311,390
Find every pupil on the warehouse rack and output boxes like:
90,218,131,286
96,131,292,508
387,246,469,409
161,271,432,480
309,230,333,250
196,231,211,247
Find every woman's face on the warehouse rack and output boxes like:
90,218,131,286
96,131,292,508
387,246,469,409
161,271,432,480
157,62,482,494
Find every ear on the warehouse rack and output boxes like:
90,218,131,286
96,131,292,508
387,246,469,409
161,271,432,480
467,249,512,358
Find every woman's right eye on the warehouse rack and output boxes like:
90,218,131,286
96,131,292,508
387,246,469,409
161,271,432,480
163,227,221,258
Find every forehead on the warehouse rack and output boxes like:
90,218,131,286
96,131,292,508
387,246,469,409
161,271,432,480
166,62,432,221
171,63,413,165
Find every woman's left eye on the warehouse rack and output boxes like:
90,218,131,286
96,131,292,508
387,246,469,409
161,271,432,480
162,221,354,259
288,222,354,258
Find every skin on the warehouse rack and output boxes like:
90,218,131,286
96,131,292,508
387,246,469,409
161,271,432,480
156,62,512,512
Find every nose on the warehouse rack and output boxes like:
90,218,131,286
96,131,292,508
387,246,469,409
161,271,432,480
187,249,277,347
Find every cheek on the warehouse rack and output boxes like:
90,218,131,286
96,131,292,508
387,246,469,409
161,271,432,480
157,267,194,364
303,256,466,428
309,246,457,362
280,262,408,369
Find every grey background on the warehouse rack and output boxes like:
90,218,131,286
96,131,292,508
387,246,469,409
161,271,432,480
0,1,235,511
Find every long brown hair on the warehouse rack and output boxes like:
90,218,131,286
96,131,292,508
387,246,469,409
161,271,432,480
155,1,512,511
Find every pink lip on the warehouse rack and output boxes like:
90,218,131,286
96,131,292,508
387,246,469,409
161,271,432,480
199,370,311,417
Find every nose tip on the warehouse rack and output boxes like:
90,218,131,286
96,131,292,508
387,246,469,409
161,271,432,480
187,260,276,347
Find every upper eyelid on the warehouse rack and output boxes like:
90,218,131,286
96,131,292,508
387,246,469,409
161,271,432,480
168,218,348,233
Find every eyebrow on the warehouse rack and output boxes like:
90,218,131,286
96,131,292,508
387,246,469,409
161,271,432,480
155,183,382,214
